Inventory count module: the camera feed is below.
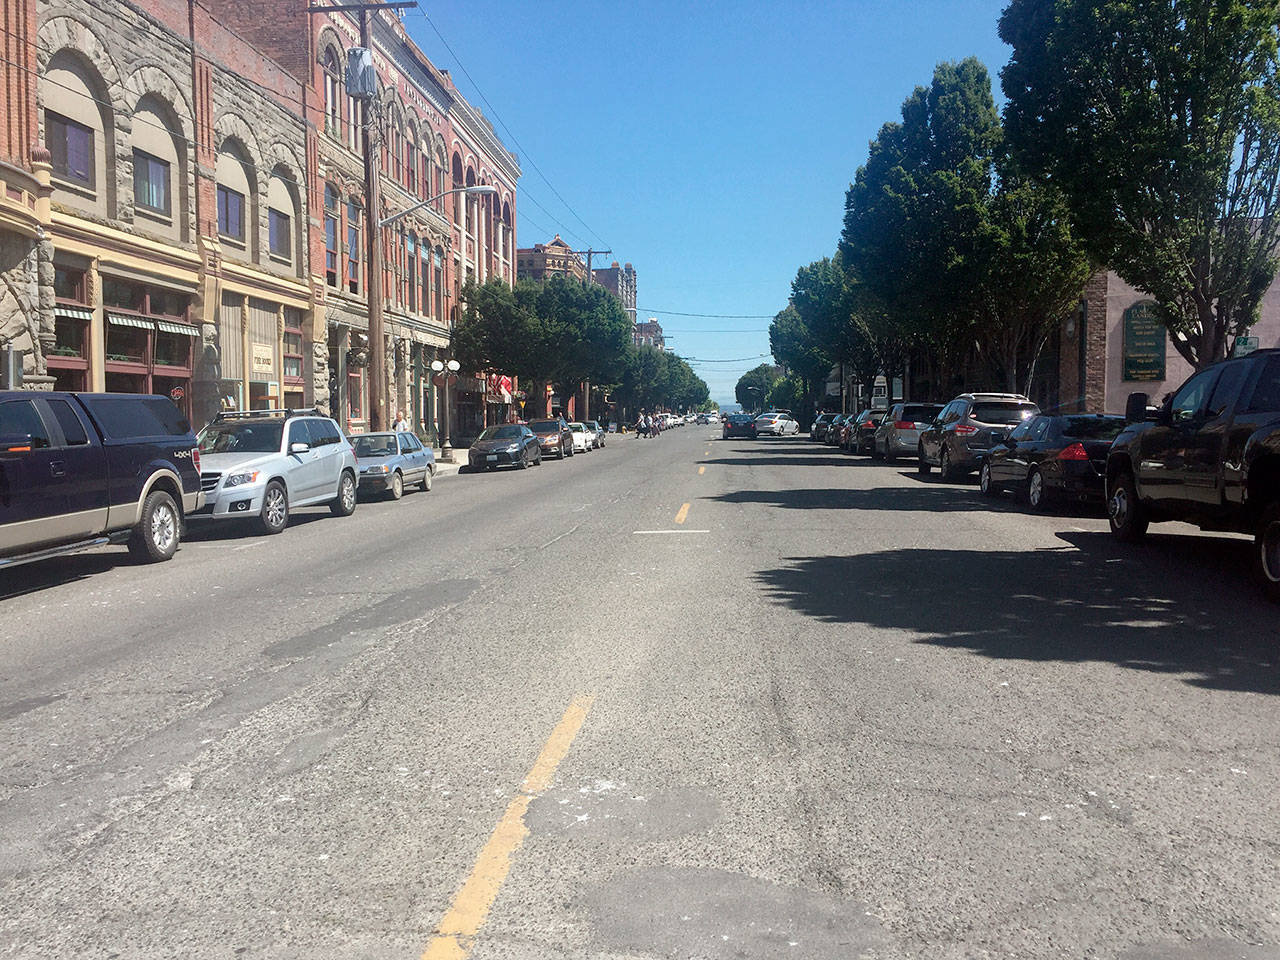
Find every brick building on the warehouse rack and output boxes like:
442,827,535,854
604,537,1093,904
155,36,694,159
633,317,664,350
516,235,586,283
592,260,636,324
199,1,520,439
0,0,318,429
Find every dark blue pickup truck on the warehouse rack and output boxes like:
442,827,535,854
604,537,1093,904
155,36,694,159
0,392,203,569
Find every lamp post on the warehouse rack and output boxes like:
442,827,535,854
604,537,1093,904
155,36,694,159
368,184,498,433
431,357,461,462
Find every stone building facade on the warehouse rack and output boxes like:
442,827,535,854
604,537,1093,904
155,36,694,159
0,0,322,429
593,260,636,324
201,1,521,439
516,235,587,283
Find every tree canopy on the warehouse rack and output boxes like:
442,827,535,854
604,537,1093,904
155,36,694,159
735,364,781,410
1000,0,1280,367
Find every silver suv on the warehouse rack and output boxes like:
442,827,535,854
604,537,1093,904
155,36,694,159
918,393,1040,480
195,409,358,534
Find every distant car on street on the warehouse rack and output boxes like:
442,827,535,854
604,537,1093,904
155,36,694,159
811,412,838,442
468,424,542,470
755,412,799,436
351,431,435,498
196,409,358,535
568,422,594,453
981,414,1125,509
850,409,887,454
873,403,944,462
722,413,756,440
918,393,1040,480
583,420,606,447
527,418,574,460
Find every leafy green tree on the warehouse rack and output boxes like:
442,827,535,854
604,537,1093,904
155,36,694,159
1000,0,1280,367
769,303,831,415
735,363,780,410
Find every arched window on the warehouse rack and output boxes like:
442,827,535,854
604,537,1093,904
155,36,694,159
420,236,430,313
42,50,114,217
391,122,403,182
322,48,342,139
131,94,186,241
433,247,444,322
407,232,417,312
346,198,362,294
406,123,418,193
215,139,254,255
347,95,363,154
267,165,299,271
323,183,339,287
451,153,464,226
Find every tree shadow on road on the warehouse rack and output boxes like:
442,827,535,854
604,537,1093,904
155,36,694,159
753,530,1280,695
706,484,1008,513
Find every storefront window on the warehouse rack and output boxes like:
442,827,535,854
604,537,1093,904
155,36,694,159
283,329,304,383
103,278,144,311
153,329,191,368
51,317,86,359
106,324,147,364
102,278,196,411
54,266,85,301
348,371,363,421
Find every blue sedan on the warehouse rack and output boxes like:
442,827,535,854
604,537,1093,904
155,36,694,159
351,431,435,499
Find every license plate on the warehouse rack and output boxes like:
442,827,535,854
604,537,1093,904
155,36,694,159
486,454,498,461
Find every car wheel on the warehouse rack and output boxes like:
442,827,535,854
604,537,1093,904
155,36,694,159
1026,468,1053,511
421,468,433,491
979,463,998,497
1107,470,1148,542
917,445,932,475
389,470,404,500
1254,502,1280,602
518,450,529,469
259,480,289,534
330,470,357,517
939,447,954,481
128,489,180,562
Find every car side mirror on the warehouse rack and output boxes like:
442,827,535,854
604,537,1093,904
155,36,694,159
289,441,311,454
1125,392,1150,424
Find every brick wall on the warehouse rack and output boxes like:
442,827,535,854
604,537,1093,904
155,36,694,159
2,0,37,164
198,0,311,82
1082,270,1109,413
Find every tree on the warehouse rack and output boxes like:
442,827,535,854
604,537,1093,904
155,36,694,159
1000,0,1280,368
769,304,831,414
454,278,547,385
735,363,780,410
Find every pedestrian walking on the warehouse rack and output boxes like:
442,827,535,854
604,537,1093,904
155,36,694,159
393,410,410,433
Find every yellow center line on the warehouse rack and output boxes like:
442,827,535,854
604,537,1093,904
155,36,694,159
698,465,706,476
421,694,595,960
674,502,691,524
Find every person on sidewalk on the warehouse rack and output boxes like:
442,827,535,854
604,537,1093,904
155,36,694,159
393,410,410,433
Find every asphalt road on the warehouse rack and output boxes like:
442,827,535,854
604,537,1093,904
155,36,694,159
1,427,1278,960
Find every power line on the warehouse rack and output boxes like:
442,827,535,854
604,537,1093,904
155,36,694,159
409,10,609,248
638,308,779,319
678,354,773,364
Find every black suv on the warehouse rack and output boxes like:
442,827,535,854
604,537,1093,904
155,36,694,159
1107,349,1280,600
0,392,203,568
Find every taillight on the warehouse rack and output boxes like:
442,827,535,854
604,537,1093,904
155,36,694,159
955,424,978,436
1056,442,1089,461
895,421,914,430
191,447,201,473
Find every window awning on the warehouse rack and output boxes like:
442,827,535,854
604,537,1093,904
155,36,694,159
157,320,199,337
107,313,154,330
55,305,93,321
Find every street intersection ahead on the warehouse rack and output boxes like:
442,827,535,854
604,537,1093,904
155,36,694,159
0,427,1277,960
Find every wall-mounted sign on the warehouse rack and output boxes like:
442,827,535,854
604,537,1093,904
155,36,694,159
1234,336,1260,357
1122,301,1166,382
251,343,275,379
168,385,185,402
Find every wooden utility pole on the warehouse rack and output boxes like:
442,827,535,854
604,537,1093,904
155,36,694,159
571,248,611,286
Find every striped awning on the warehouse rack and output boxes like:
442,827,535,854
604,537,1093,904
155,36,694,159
107,312,154,329
55,305,93,321
156,320,199,337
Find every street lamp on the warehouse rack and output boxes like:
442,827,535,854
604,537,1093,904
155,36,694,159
431,357,462,462
381,184,498,229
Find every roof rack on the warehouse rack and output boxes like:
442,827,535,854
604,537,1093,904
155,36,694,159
213,408,325,422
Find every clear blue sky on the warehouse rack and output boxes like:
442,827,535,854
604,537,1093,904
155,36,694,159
404,0,1010,405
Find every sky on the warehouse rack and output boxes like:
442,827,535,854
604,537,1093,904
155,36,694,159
404,0,1011,405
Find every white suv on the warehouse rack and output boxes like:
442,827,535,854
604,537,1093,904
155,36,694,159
195,410,358,534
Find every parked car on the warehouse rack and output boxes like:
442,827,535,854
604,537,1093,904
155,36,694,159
851,409,887,455
825,414,850,446
755,412,799,436
722,413,757,440
568,422,595,453
0,392,203,568
838,413,865,451
195,408,357,535
873,403,944,462
980,414,1125,509
527,418,574,459
583,420,607,447
811,412,838,442
351,431,435,498
1105,349,1280,600
468,424,542,470
918,393,1040,480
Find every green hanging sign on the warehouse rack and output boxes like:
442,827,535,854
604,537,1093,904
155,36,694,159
1123,301,1166,382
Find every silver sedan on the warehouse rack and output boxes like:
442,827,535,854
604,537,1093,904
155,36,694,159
351,431,435,499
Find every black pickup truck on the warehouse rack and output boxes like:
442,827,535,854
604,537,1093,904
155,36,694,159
1106,349,1280,600
0,392,203,569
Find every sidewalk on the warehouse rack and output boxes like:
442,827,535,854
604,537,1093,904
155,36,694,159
432,446,473,479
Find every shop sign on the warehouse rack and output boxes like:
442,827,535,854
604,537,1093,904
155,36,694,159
169,385,185,402
251,343,275,379
1234,336,1260,357
1122,301,1166,382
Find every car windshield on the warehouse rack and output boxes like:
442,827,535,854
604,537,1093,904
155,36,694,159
569,423,585,432
198,420,283,454
352,435,397,457
528,421,560,433
478,425,524,441
1060,416,1126,441
970,402,1039,424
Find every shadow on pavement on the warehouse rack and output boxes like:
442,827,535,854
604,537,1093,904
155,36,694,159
0,552,131,600
706,484,1005,513
753,530,1280,695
